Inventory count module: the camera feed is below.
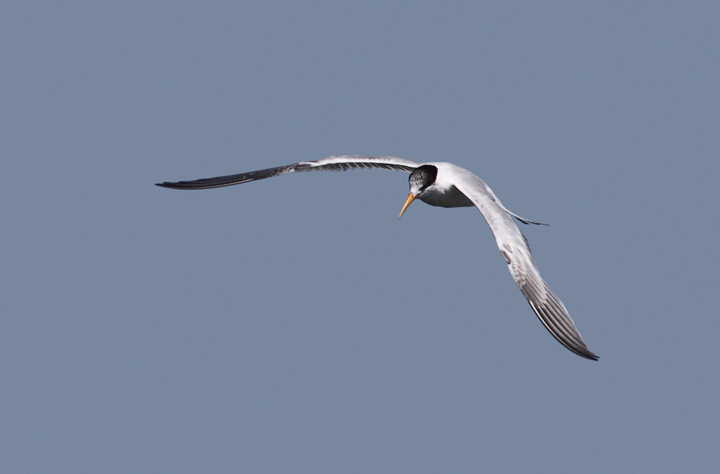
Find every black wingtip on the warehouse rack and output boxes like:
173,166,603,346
156,182,176,189
573,344,599,361
155,181,202,190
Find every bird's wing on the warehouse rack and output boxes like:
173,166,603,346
156,155,419,190
451,168,598,360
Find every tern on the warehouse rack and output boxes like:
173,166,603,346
157,155,598,360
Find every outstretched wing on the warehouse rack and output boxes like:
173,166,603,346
451,165,598,360
156,155,419,190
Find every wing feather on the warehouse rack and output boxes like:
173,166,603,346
156,155,419,190
451,166,598,360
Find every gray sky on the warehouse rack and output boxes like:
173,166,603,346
2,1,719,473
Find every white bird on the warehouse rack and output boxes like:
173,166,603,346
157,155,598,360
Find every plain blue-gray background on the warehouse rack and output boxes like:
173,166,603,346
2,1,719,472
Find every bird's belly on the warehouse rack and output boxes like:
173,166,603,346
419,186,474,208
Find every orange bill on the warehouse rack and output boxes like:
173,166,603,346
398,192,417,219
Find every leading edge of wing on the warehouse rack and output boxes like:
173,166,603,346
155,155,419,190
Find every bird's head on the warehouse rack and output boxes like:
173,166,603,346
398,165,438,219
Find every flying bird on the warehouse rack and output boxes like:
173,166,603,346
157,155,598,360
